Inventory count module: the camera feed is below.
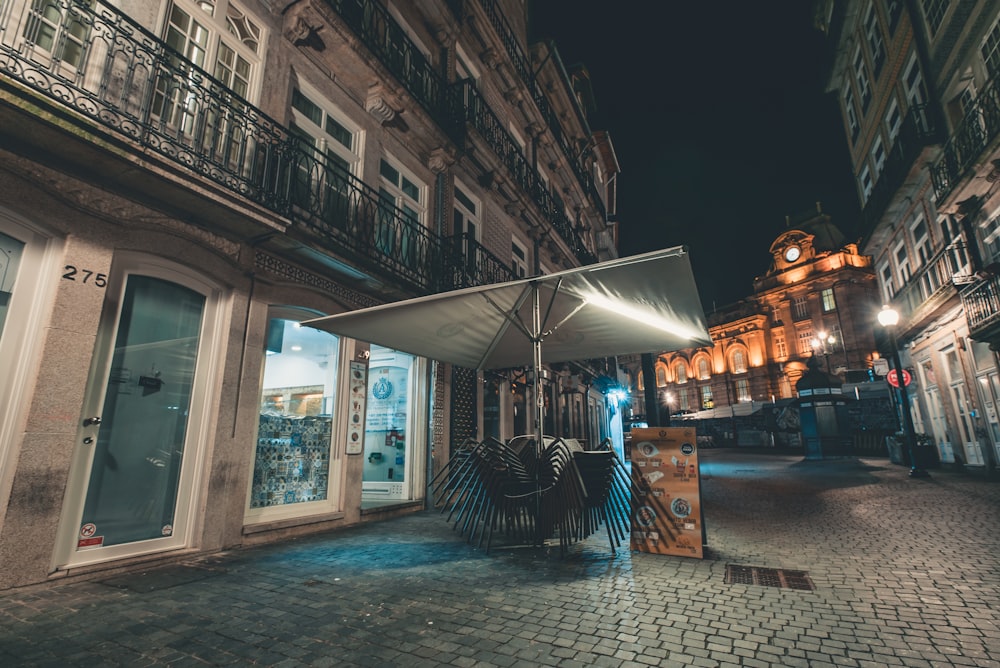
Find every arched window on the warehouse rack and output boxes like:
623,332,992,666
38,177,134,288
675,362,687,384
655,364,667,386
697,358,710,380
731,349,747,374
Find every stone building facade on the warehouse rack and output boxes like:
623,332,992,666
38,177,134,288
621,209,882,446
0,0,620,589
820,0,1000,472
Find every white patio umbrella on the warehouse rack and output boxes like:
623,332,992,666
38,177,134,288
302,246,711,448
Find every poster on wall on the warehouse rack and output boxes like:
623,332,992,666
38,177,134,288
630,426,704,559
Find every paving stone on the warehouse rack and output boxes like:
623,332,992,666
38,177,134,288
0,451,998,667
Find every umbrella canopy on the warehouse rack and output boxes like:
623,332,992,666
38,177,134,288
302,246,711,370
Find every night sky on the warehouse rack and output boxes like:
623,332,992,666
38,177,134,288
529,2,862,311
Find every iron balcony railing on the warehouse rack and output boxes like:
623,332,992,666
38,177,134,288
930,75,1000,204
860,104,938,238
325,0,447,123
961,272,1000,335
474,0,606,221
889,240,971,323
443,232,518,290
323,0,598,264
455,80,596,264
0,0,446,290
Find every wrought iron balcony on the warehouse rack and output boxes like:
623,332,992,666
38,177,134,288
325,0,447,123
322,0,596,263
473,0,606,222
961,272,1000,338
455,80,595,264
0,0,441,291
889,240,971,325
930,76,1000,204
860,104,938,239
442,232,518,290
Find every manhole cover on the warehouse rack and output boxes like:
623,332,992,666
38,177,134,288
725,564,814,590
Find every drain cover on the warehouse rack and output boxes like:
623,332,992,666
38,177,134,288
725,564,814,590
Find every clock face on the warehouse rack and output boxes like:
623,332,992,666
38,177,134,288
784,246,801,262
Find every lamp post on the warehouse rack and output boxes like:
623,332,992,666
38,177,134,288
811,331,837,373
877,305,930,478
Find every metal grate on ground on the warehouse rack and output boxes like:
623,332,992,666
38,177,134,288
725,564,815,590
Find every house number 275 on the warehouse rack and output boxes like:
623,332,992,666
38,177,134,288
62,265,107,287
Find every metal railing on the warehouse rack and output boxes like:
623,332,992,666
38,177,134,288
961,272,1000,334
475,0,606,221
890,240,970,322
456,80,596,264
930,76,1000,204
325,0,447,123
0,0,446,289
442,233,517,290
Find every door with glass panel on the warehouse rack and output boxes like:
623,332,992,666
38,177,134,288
59,264,220,566
362,345,420,501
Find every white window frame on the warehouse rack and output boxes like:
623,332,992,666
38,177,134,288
983,14,1000,78
0,209,64,532
379,155,426,226
289,81,364,178
844,87,861,143
860,164,874,201
871,134,887,177
885,96,902,144
894,239,911,284
512,237,529,278
853,44,873,112
865,3,887,76
160,0,265,103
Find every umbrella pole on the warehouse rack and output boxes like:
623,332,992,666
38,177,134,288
532,285,545,545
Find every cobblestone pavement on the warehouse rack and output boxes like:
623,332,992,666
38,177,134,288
1,450,998,667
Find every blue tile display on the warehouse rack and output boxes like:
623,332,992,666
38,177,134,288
251,414,332,508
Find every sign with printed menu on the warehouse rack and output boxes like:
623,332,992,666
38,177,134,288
630,426,703,558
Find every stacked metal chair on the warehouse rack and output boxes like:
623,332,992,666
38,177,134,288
430,435,633,555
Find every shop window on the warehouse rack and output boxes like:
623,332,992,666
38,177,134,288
251,316,340,510
363,346,416,493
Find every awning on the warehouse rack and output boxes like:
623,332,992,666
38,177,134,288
302,246,711,371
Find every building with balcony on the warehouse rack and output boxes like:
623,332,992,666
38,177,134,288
0,0,621,589
621,208,883,448
820,0,1000,472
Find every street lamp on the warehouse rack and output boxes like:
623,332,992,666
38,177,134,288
811,331,837,373
877,305,930,478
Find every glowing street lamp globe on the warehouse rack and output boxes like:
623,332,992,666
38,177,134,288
878,305,899,328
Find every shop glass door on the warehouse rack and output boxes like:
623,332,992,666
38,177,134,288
362,345,415,500
60,267,218,565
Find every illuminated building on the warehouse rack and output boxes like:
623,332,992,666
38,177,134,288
622,207,881,445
